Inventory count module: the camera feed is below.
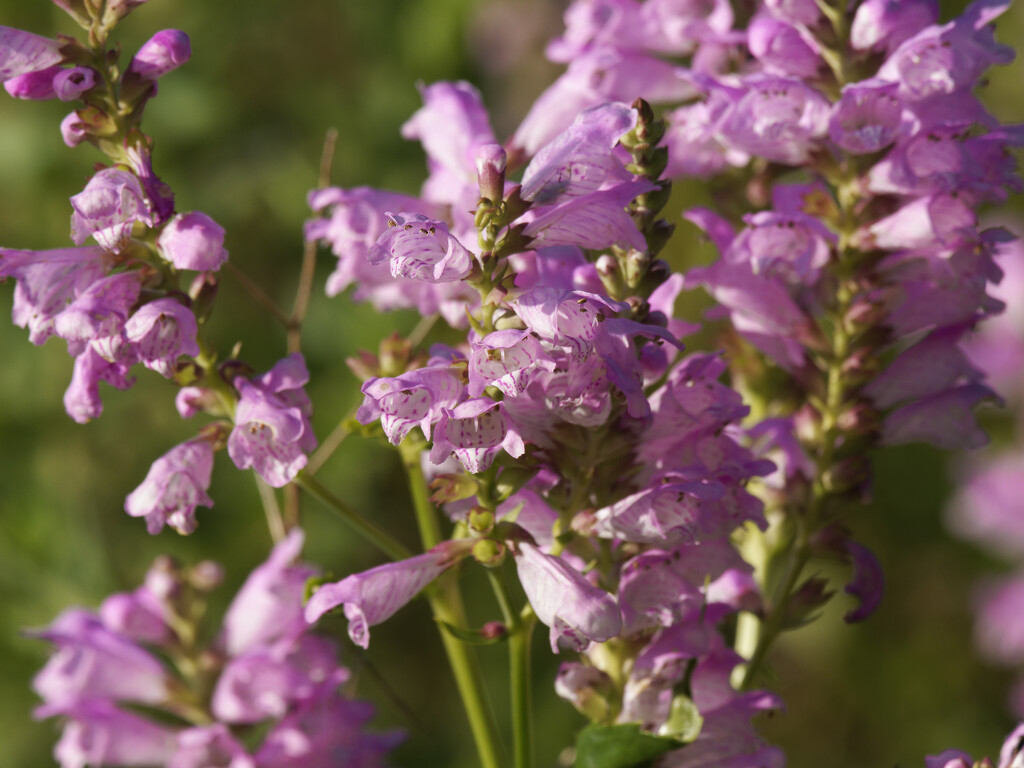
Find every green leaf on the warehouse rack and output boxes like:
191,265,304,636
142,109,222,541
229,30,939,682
574,723,680,768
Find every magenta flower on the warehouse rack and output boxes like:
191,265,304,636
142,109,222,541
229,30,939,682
428,398,526,474
211,636,343,724
514,543,621,653
0,26,64,82
851,0,938,52
948,453,1024,559
63,346,135,424
881,384,996,450
999,723,1024,768
0,245,109,346
864,329,979,410
305,186,444,297
170,726,254,768
664,96,750,179
727,210,834,282
305,541,472,648
53,271,141,351
843,541,885,623
227,354,317,488
53,66,96,101
520,102,637,205
220,528,316,656
468,330,553,398
401,81,496,208
357,366,465,445
523,178,655,252
43,701,178,768
255,680,403,768
124,438,215,535
747,13,822,79
828,80,905,155
713,74,830,165
973,572,1024,666
70,169,153,251
124,298,200,377
876,0,1014,102
99,585,171,646
511,46,693,156
368,212,475,283
127,30,191,81
32,610,169,707
590,479,726,544
4,64,60,99
157,211,229,271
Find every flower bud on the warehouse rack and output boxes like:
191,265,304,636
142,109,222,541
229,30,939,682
128,30,191,81
476,143,507,204
468,507,494,535
472,539,505,567
429,472,479,504
53,66,95,101
480,621,507,641
188,560,225,592
157,211,228,272
60,111,88,147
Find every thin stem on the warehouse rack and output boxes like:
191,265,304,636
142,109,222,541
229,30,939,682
305,409,355,476
282,485,301,533
739,540,811,689
408,312,440,348
508,619,535,768
294,471,413,561
288,128,338,354
399,440,507,768
226,261,291,327
254,476,286,543
487,568,535,768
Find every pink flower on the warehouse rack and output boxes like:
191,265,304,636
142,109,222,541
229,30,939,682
429,398,526,474
157,211,229,271
513,542,622,652
368,212,475,283
127,30,191,81
220,529,316,656
124,439,215,535
124,298,200,377
70,169,153,251
0,26,64,82
305,541,472,648
227,354,317,488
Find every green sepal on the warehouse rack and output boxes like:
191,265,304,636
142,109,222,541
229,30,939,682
659,695,703,743
574,723,680,768
435,619,509,646
303,574,337,605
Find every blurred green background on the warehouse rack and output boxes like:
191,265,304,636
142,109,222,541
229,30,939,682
0,1,1022,766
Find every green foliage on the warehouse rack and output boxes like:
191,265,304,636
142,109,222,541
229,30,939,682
574,723,680,768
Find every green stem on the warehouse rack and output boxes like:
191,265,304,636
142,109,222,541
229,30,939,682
293,471,412,561
487,569,535,768
399,441,507,768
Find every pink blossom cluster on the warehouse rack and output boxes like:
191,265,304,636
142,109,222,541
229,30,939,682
32,531,400,768
304,78,784,764
0,10,320,536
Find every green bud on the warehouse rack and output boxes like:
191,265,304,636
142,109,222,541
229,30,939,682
429,473,479,504
472,539,505,567
468,507,494,535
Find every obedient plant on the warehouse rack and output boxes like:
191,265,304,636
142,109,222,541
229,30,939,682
2,0,1024,766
